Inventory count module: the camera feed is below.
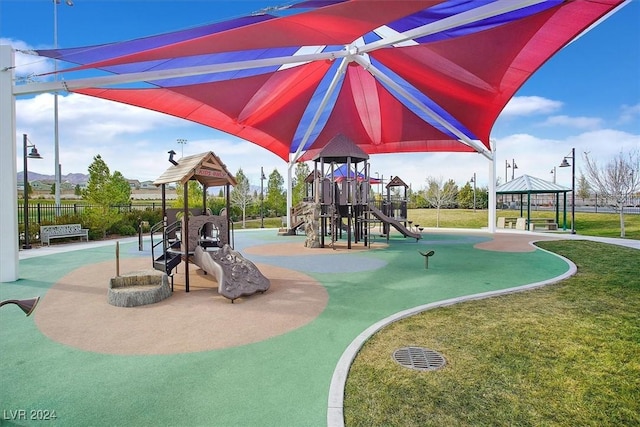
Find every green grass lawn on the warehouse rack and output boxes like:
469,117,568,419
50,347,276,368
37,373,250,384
344,241,640,426
407,208,640,240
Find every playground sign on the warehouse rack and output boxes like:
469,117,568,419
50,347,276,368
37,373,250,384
196,168,228,179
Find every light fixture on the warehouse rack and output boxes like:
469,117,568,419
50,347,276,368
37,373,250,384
470,172,476,212
559,147,576,234
0,297,40,316
53,0,74,215
176,138,187,157
23,134,43,250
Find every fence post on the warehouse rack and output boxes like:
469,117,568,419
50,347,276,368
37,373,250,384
37,203,41,224
138,218,143,251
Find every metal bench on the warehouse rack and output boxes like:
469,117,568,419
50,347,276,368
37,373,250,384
40,224,89,246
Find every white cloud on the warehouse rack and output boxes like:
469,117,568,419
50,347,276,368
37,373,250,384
501,96,563,117
619,103,640,125
539,115,603,130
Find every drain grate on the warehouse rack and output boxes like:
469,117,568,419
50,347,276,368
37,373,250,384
392,346,446,371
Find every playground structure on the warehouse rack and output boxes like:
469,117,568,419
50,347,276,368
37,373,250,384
150,151,270,300
295,135,421,249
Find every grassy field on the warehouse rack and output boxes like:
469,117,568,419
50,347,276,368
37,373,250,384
407,208,640,240
344,241,640,426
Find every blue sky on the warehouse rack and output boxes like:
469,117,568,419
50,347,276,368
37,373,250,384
1,0,639,190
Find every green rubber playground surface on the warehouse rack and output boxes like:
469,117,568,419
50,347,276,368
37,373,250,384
0,230,570,426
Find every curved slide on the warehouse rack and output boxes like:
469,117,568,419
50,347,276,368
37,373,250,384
368,205,421,240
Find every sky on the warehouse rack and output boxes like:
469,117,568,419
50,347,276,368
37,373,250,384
1,0,639,192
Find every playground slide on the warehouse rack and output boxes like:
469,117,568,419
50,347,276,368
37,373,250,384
368,205,422,240
193,246,270,302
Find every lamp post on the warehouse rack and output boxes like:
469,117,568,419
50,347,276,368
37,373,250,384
260,167,265,228
550,167,556,184
559,147,576,234
470,172,476,212
511,159,518,180
176,138,187,157
505,159,510,183
53,0,74,215
22,134,43,250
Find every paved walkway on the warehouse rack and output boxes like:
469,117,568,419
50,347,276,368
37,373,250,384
2,229,637,426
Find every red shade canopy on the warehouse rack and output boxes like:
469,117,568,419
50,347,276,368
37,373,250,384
34,0,626,161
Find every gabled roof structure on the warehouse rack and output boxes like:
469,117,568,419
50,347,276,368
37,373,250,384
311,134,369,164
497,175,569,194
154,151,237,188
387,176,409,189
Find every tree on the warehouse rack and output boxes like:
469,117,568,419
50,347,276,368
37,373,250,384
50,182,55,195
583,149,640,237
457,182,474,209
292,162,310,206
83,155,131,206
82,155,131,237
74,184,82,197
265,168,286,216
475,186,489,209
576,173,591,202
423,177,458,227
173,180,204,209
230,168,253,228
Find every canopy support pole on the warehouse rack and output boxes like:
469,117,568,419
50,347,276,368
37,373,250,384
287,160,293,230
0,45,18,282
488,144,497,233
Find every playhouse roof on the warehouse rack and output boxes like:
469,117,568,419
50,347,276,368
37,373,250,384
154,151,237,187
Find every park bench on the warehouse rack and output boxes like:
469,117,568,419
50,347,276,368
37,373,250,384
528,218,558,231
497,217,519,229
40,224,89,246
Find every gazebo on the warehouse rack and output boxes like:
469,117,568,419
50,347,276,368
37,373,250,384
496,175,571,231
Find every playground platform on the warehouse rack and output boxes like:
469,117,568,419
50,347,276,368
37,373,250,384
1,229,637,426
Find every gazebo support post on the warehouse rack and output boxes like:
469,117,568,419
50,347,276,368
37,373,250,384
527,192,531,231
563,192,568,231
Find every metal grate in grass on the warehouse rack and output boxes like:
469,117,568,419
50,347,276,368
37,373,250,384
392,346,446,371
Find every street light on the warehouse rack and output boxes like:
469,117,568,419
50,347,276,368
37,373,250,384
470,173,476,212
53,0,74,215
22,134,43,250
176,138,187,157
260,167,266,228
505,159,510,183
550,167,556,184
559,147,576,234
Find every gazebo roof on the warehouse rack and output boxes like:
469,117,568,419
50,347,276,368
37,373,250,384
497,174,569,194
154,151,237,187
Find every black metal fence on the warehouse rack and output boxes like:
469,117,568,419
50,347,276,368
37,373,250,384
17,203,161,226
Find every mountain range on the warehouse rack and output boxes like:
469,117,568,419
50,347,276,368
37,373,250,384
17,171,89,185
